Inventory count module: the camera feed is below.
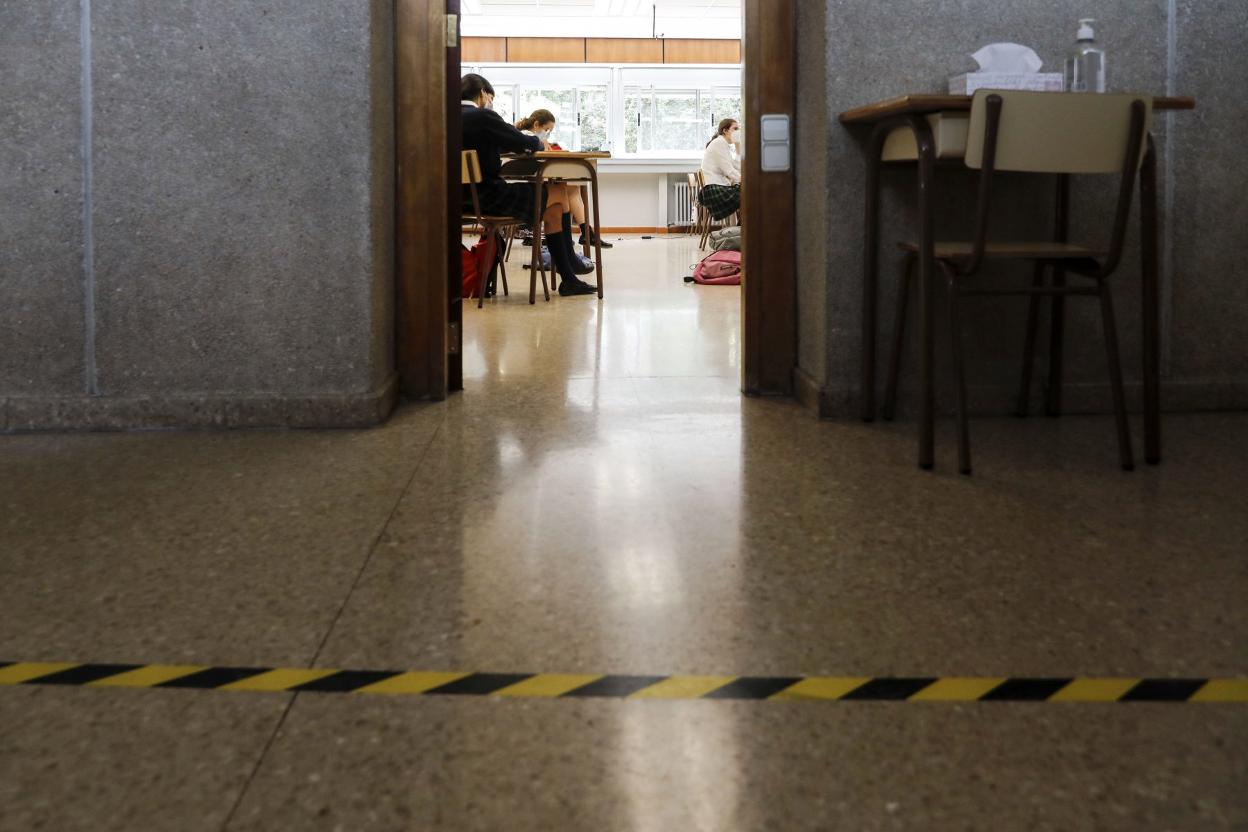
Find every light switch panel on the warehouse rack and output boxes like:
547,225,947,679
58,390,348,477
759,114,791,172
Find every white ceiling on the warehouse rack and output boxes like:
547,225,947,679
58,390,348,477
461,0,742,39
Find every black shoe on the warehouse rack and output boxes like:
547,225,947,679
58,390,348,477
572,255,596,276
579,235,613,249
558,278,597,297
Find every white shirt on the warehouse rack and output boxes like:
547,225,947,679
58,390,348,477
701,135,741,187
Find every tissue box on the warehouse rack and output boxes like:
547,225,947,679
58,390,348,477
949,72,1065,94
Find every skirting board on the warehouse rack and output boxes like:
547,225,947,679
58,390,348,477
793,367,1248,420
1,375,399,433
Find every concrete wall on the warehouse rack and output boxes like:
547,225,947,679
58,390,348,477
796,0,1248,417
0,0,396,431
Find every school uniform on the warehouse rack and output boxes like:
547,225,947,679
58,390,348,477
699,135,742,220
462,102,545,220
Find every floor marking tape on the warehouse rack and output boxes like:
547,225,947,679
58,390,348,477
1,662,1245,703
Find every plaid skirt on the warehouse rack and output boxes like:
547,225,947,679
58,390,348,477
464,180,544,222
699,184,741,221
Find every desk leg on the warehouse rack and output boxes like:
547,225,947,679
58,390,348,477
588,166,604,299
860,123,890,422
1141,135,1162,464
912,117,937,470
530,176,550,304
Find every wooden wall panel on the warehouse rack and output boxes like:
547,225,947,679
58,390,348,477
506,37,586,63
663,38,741,64
586,38,663,63
462,36,506,62
741,0,796,395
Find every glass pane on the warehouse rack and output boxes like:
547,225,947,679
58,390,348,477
577,86,608,152
516,87,576,146
709,88,743,132
492,86,516,127
653,90,700,153
623,87,654,154
696,88,714,135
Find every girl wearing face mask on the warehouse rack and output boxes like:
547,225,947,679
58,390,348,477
517,110,612,250
461,76,597,296
699,118,742,222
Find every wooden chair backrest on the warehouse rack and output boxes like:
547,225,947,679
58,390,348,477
965,90,1153,174
461,150,483,185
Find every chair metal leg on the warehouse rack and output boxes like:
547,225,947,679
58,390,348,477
499,229,510,297
945,268,972,475
1045,268,1067,416
1098,279,1136,471
1017,261,1047,416
883,252,915,422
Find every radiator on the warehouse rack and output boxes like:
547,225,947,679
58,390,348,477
671,181,697,226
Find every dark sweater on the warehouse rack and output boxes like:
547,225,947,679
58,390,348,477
462,103,543,184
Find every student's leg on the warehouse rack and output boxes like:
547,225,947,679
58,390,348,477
573,185,612,249
541,185,594,294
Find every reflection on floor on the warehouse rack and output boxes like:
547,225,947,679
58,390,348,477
1,236,1245,830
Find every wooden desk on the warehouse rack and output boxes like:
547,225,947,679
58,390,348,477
841,94,1194,470
502,151,611,303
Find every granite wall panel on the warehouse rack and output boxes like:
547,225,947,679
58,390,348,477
0,0,86,396
1169,0,1248,386
794,0,829,388
90,0,393,397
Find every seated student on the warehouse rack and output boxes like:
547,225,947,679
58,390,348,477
516,109,612,249
460,74,595,297
699,118,742,222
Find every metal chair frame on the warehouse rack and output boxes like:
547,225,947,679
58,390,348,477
882,93,1150,474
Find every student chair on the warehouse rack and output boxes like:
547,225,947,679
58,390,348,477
883,90,1153,474
462,149,522,308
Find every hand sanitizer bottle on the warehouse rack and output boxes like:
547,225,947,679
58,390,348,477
1065,19,1108,92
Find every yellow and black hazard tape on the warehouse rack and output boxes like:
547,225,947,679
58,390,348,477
1,662,1246,702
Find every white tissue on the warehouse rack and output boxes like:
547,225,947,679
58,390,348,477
971,43,1044,74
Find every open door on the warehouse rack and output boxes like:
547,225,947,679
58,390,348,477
396,0,797,400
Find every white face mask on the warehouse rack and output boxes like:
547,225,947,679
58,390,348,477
537,128,553,141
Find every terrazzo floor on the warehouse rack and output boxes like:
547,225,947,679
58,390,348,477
1,235,1245,831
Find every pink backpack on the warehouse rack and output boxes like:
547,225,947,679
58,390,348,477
690,249,742,285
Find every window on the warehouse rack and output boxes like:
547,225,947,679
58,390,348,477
484,84,610,152
622,87,743,155
464,64,743,158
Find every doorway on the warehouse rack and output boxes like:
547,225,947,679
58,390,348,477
394,0,796,400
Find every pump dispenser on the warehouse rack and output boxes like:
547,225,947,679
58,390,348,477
1065,18,1108,92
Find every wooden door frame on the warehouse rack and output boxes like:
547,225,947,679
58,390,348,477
395,0,455,399
395,0,798,398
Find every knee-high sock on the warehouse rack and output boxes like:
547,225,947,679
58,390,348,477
557,212,584,267
545,229,578,286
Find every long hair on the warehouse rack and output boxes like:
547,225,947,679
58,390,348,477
706,118,737,147
516,109,556,132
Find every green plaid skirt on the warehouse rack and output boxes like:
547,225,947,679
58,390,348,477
699,184,741,221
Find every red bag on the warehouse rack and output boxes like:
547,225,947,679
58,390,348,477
461,236,494,299
691,249,742,285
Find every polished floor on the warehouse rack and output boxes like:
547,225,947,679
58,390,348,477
2,235,1246,831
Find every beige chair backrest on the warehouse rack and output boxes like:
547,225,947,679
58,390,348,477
965,90,1153,174
461,150,483,185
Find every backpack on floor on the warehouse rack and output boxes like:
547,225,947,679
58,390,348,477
689,249,742,286
461,234,503,299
